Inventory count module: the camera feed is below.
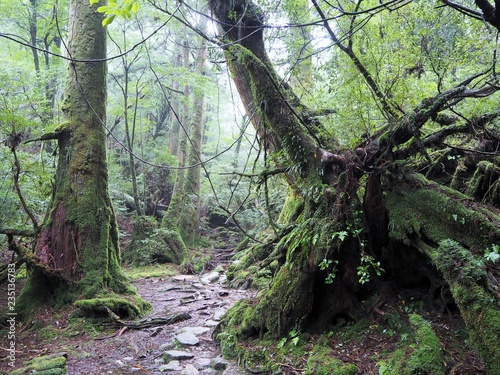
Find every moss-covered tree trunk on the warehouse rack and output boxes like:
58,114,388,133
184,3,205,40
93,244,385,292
163,40,190,230
179,37,207,245
17,0,148,318
209,0,500,372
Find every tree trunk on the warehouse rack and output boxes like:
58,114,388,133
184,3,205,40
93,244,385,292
209,1,500,372
17,0,149,319
179,36,207,245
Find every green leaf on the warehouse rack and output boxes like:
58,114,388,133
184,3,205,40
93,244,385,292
97,5,110,13
102,15,115,26
89,0,100,4
131,2,139,13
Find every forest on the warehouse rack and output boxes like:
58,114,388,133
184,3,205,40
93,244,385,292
0,0,499,374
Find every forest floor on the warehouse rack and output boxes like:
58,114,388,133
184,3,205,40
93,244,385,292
0,243,488,375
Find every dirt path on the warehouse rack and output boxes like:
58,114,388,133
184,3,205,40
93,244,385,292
0,269,254,375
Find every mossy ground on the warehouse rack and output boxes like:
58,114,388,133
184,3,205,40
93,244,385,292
215,280,485,374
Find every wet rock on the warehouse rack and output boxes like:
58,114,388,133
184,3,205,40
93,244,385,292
204,319,219,327
194,357,212,368
182,364,200,375
163,350,195,361
177,326,211,335
200,271,221,284
159,341,175,351
223,365,248,375
160,360,183,371
175,331,200,346
213,308,226,321
210,357,228,371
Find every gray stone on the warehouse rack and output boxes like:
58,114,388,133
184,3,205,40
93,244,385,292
182,364,200,375
210,357,228,371
204,320,219,327
160,360,183,371
159,341,175,351
194,357,212,368
175,331,200,346
222,364,249,374
213,308,226,321
200,271,220,284
177,326,211,335
163,350,195,361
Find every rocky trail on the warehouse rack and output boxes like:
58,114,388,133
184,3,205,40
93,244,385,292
0,267,254,375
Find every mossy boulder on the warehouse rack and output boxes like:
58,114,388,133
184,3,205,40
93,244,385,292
123,216,187,266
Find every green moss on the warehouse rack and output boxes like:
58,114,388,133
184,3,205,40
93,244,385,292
385,173,500,248
436,239,500,374
278,188,304,224
123,216,186,266
9,353,67,375
122,264,178,280
74,294,150,319
406,314,445,375
305,344,358,375
378,314,444,375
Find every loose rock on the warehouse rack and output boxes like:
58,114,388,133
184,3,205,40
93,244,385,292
163,350,195,361
175,331,200,346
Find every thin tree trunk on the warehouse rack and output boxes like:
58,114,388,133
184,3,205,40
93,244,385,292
179,37,207,245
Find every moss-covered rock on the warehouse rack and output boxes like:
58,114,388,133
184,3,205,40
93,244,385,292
123,216,186,266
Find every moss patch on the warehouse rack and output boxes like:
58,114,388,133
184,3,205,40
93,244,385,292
305,344,358,375
436,239,500,375
74,292,150,319
378,314,444,375
9,352,67,375
122,264,178,280
386,175,499,250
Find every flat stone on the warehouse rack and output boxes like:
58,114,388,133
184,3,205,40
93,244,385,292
171,275,199,282
160,360,183,371
159,341,175,351
177,326,210,335
223,364,250,374
163,350,195,361
194,357,211,368
182,364,200,375
213,308,226,321
200,271,220,284
204,320,219,327
175,331,200,346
